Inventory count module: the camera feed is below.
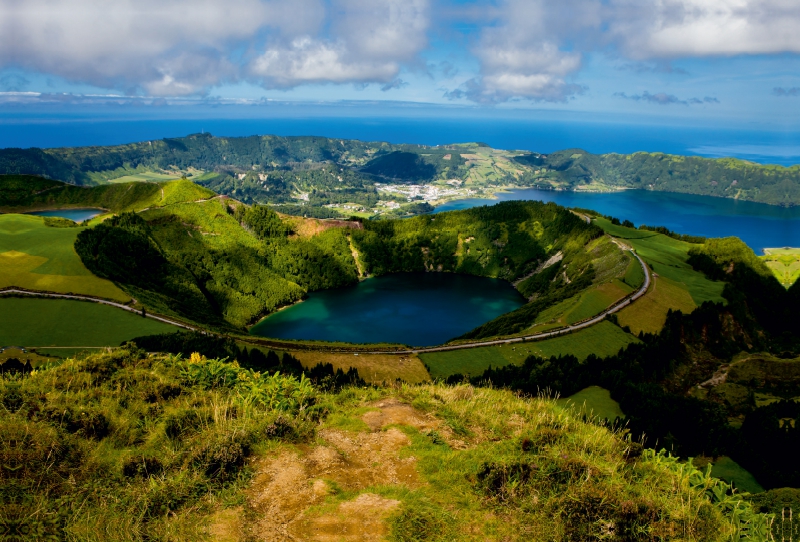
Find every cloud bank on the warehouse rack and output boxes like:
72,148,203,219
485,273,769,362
0,0,798,104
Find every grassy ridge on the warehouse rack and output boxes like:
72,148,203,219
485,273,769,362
0,175,214,213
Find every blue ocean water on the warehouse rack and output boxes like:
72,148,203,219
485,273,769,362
436,189,800,253
1,115,798,166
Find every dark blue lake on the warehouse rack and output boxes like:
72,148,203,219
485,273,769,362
436,189,800,253
26,208,104,223
249,273,524,346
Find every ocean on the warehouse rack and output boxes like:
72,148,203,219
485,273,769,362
1,115,798,166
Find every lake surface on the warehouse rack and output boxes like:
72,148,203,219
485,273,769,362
249,273,525,346
436,189,800,253
26,208,104,223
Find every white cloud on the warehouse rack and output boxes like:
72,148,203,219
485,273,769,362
451,0,590,103
447,0,800,104
250,0,429,88
0,0,428,95
610,0,800,58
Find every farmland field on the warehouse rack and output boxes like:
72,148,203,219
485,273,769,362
617,275,697,334
556,386,625,422
421,321,638,379
761,247,800,287
0,297,177,346
595,218,725,333
0,214,129,301
290,350,430,384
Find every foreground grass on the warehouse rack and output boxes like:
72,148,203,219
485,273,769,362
421,321,640,379
0,297,177,346
0,346,770,540
0,214,129,301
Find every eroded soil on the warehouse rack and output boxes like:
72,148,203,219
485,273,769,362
240,399,441,541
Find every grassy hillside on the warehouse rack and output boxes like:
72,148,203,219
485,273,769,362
593,217,726,334
0,345,768,540
0,214,129,301
0,175,215,213
530,149,800,206
0,297,177,346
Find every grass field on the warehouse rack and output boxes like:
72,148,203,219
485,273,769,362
618,275,697,334
693,456,765,494
0,214,129,301
762,247,800,287
421,321,639,379
596,218,724,303
290,351,430,384
106,172,182,184
0,298,177,347
595,218,725,334
556,385,625,422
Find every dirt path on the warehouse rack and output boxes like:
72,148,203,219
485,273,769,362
240,399,442,541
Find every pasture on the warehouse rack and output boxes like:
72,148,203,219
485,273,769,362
421,321,638,379
0,214,129,301
290,350,430,384
595,218,725,332
617,275,697,334
106,172,182,184
556,386,625,422
0,297,177,347
762,247,800,287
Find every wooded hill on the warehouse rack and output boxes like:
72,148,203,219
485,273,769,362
2,133,799,210
65,178,601,334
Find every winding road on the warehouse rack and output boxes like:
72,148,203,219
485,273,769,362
1,238,650,356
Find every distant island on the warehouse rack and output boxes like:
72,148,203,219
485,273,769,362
1,133,799,219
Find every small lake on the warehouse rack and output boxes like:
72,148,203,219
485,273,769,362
26,208,105,223
436,189,800,253
249,273,525,346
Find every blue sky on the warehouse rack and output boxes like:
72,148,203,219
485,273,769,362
0,0,798,130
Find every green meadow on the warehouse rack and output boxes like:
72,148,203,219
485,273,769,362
0,214,129,301
761,247,800,287
556,385,625,422
421,321,639,379
595,218,726,333
0,297,177,347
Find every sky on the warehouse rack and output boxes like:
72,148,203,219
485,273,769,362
0,0,798,131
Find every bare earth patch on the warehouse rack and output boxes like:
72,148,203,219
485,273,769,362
244,399,437,541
